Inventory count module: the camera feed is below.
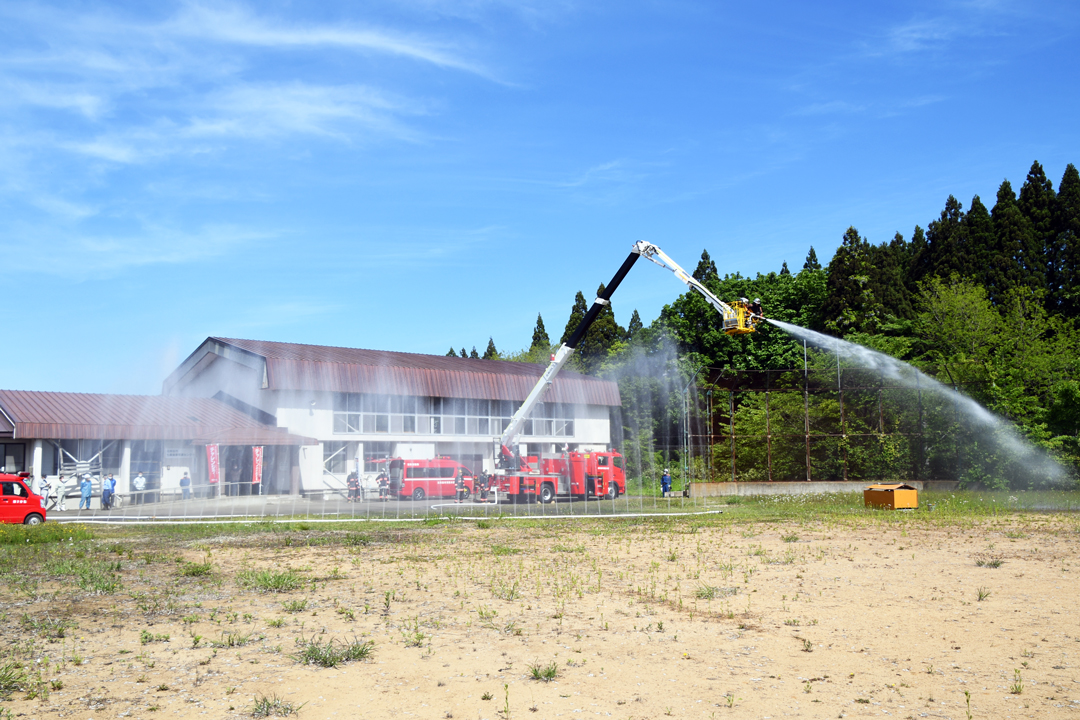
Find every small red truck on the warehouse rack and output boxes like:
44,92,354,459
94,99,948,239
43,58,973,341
492,450,625,504
0,473,47,525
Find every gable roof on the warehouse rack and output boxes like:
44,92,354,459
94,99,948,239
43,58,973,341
165,337,622,406
0,390,315,445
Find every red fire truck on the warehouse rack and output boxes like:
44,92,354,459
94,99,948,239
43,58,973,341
489,242,756,504
386,458,476,501
491,450,625,504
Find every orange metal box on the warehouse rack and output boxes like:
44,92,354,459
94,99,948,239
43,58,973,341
863,483,918,510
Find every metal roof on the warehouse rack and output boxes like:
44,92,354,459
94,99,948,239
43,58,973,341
0,390,315,445
169,337,622,406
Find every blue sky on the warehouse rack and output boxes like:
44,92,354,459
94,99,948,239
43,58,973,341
3,0,1078,394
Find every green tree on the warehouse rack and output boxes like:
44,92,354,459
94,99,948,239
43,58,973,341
626,309,644,343
445,346,457,357
780,260,791,276
530,314,550,352
576,283,625,375
1017,160,1055,294
482,338,499,360
926,195,971,279
693,249,718,283
803,246,820,271
989,180,1030,301
1053,164,1080,316
822,227,884,334
561,291,588,345
460,347,468,358
469,346,479,359
964,195,996,294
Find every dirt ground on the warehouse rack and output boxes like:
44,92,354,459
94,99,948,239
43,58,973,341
4,514,1080,719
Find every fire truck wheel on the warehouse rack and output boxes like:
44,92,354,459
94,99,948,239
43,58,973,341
411,487,426,501
24,513,44,526
606,485,619,500
539,483,555,504
463,487,471,500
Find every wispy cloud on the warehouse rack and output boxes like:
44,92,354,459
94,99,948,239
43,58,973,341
1,222,272,277
165,3,486,75
792,100,865,116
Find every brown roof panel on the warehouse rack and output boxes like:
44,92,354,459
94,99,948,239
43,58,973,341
0,390,315,445
211,337,622,406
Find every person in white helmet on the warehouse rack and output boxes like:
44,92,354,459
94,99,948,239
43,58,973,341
749,297,763,317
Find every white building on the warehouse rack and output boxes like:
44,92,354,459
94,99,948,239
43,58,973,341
163,337,624,496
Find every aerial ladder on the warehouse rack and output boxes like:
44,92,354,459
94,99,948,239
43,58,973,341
494,241,760,479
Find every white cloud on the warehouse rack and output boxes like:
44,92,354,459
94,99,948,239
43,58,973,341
1,222,273,277
165,3,486,75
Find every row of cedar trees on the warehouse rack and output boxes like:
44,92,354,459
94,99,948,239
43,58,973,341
455,160,1080,375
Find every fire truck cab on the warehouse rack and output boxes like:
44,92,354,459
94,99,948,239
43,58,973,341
388,458,476,501
0,473,46,525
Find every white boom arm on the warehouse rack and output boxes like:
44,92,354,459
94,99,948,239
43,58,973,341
631,241,741,330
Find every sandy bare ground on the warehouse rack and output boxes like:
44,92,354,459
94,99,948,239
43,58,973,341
3,513,1080,719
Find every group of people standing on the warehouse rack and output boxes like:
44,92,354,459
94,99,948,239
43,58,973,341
32,471,156,511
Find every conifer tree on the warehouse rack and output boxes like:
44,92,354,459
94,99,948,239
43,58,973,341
780,261,791,276
926,195,969,279
803,246,821,271
446,346,457,357
1054,163,1080,316
561,291,588,345
529,314,550,351
460,348,468,358
693,249,718,283
822,227,882,333
482,338,498,360
1017,161,1054,292
989,180,1029,302
469,346,479,359
870,233,913,319
576,283,625,375
964,195,995,292
907,225,929,291
626,309,643,342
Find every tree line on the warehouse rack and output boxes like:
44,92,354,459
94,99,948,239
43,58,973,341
447,161,1080,488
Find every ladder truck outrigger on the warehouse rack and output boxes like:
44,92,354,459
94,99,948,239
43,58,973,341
490,241,762,504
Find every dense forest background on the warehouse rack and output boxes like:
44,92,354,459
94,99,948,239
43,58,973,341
450,161,1080,490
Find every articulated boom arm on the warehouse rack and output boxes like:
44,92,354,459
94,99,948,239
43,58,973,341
496,240,757,471
631,242,743,331
497,247,642,470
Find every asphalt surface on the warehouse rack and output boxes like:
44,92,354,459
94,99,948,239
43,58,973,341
45,492,709,521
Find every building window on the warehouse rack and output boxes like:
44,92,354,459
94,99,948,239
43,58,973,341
363,442,392,472
1,444,25,473
332,393,575,438
323,441,350,474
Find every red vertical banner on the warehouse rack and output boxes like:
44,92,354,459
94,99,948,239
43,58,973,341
206,444,220,484
252,446,264,485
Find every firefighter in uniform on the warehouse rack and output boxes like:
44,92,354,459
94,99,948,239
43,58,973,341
454,468,467,504
346,471,361,502
376,472,389,501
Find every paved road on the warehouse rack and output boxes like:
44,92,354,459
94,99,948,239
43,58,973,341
46,493,709,521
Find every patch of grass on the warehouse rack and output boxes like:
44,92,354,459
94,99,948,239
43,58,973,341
1010,669,1024,694
282,599,308,613
527,660,559,682
476,520,495,530
292,636,374,667
0,523,93,545
252,693,306,718
975,558,1003,568
0,659,27,699
179,561,213,577
552,544,585,553
20,614,75,640
267,617,287,628
491,545,520,556
140,630,170,645
976,587,991,601
237,569,304,593
781,533,799,543
211,631,254,648
695,585,737,600
42,556,122,594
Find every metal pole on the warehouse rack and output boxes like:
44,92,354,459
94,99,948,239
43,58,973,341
837,339,847,481
729,391,736,482
804,339,811,482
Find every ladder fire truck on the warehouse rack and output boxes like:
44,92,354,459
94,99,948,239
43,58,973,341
490,241,761,503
